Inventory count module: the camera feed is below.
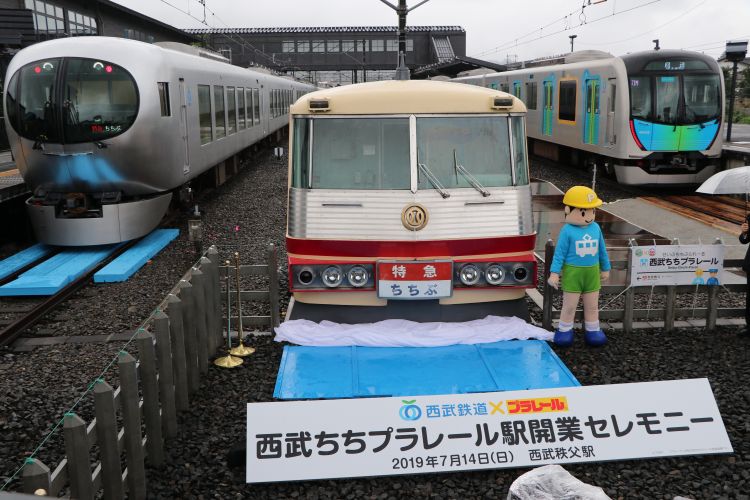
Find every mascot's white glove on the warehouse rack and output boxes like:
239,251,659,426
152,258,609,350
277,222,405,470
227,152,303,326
600,270,610,282
547,272,560,290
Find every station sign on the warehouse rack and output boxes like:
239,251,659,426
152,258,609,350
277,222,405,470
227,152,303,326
246,378,731,483
629,244,724,287
376,260,452,299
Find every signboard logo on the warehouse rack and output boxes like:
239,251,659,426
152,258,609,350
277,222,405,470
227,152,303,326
399,400,422,421
401,204,429,231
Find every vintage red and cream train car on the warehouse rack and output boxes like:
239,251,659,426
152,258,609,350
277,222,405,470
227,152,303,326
285,80,536,322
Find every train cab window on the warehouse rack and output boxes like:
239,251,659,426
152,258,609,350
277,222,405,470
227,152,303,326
683,74,720,122
214,85,225,138
655,76,679,124
12,58,61,143
511,117,529,186
293,117,411,190
525,82,537,110
253,88,260,124
157,82,170,117
629,76,651,120
238,87,246,129
197,84,212,144
558,80,577,122
227,86,237,134
417,117,513,189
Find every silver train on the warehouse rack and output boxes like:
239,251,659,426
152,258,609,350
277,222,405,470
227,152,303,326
4,37,315,245
456,49,724,185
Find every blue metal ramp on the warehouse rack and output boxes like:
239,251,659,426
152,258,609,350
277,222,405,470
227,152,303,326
0,245,119,296
0,244,53,281
274,340,579,400
94,229,179,283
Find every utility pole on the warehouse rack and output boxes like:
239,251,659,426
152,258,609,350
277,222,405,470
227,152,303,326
379,0,431,80
725,40,748,142
569,35,577,53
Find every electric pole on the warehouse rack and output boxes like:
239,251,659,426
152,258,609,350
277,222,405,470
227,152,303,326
379,0,432,80
569,35,577,53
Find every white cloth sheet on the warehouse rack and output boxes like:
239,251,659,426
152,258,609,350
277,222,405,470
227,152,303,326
274,315,553,347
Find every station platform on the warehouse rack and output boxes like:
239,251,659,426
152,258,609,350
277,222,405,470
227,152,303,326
0,169,27,203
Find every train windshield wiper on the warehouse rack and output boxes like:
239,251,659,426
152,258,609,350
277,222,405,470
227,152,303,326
453,150,490,197
418,161,450,199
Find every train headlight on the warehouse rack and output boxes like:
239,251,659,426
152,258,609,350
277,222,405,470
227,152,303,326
297,267,315,286
347,266,368,288
322,266,344,288
459,264,481,286
513,265,529,282
485,264,505,285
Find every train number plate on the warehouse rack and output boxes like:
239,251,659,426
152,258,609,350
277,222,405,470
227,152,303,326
376,261,453,300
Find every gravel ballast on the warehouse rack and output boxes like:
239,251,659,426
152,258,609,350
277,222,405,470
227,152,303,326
2,151,748,499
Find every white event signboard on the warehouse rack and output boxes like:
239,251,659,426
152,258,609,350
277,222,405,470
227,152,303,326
246,379,731,483
630,244,724,287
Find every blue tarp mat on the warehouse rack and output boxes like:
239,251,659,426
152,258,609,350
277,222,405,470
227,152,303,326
274,340,579,400
0,244,53,281
94,229,179,283
0,244,119,296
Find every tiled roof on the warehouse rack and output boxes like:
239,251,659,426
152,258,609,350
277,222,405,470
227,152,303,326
184,26,465,34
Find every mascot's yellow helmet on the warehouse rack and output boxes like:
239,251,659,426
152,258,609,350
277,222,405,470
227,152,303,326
562,186,603,209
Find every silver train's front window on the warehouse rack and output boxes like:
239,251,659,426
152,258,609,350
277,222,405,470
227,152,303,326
295,117,411,189
292,115,528,190
6,58,138,144
416,117,514,189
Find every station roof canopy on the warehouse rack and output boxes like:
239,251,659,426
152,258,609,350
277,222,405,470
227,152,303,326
412,56,506,79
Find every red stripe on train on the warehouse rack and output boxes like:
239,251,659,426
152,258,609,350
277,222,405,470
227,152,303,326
286,234,536,258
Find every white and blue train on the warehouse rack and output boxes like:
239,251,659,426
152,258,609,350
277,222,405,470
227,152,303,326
456,49,724,186
4,37,315,245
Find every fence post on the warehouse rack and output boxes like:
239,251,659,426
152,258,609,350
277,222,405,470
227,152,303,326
706,237,723,331
623,239,635,333
190,267,209,374
153,311,178,438
542,239,554,330
136,330,164,467
93,380,125,500
22,458,51,495
664,237,679,333
118,351,147,500
62,412,94,500
178,280,200,394
166,294,189,410
268,243,280,329
200,256,218,354
207,246,223,349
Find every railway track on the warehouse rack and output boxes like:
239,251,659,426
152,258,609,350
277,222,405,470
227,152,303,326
641,194,746,235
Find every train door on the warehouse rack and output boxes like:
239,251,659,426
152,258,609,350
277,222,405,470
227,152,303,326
542,79,554,136
583,78,600,145
606,78,616,145
178,78,190,175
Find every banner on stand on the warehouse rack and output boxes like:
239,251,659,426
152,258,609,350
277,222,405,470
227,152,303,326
630,244,724,287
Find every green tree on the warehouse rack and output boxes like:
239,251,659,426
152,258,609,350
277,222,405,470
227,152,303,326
740,66,750,99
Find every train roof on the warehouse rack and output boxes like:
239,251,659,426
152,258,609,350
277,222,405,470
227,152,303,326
290,80,526,115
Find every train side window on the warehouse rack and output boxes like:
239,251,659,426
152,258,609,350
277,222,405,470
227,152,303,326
238,87,245,130
610,84,616,112
525,82,537,110
558,80,576,122
214,85,226,138
246,88,253,125
157,82,170,117
227,86,237,135
197,84,212,144
253,88,260,124
499,83,509,93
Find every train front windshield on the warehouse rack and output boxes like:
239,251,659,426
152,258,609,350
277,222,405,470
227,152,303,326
6,58,138,144
291,116,528,189
629,60,721,125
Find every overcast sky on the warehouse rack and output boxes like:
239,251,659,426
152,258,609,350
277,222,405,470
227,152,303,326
116,0,749,63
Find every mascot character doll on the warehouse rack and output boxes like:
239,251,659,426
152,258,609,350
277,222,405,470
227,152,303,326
547,186,611,346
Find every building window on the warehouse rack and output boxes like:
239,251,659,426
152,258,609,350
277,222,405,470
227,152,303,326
525,81,537,110
297,41,310,53
356,40,366,52
68,9,97,35
371,40,384,52
559,80,577,122
327,40,339,53
219,47,231,62
158,83,170,116
386,39,398,52
123,28,150,41
282,41,295,53
25,0,66,33
407,39,414,51
312,40,325,53
198,84,212,144
214,85,225,138
342,40,354,53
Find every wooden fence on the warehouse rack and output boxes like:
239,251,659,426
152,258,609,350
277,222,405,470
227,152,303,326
18,244,280,499
540,238,745,332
